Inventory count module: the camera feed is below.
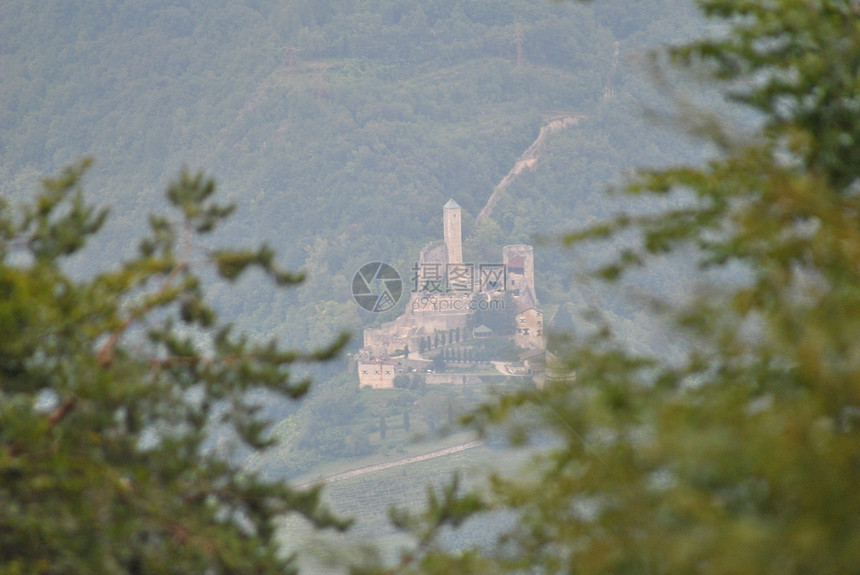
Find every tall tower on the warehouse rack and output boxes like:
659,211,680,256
443,199,463,266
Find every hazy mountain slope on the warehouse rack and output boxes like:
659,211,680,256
0,0,707,473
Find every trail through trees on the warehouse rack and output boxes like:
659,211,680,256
477,114,585,223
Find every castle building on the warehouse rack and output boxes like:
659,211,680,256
358,199,543,388
357,359,398,389
514,305,544,349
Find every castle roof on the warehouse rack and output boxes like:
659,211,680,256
516,302,540,314
443,198,460,209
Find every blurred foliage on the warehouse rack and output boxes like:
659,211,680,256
354,0,860,573
0,163,349,573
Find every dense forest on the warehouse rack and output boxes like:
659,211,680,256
1,0,708,475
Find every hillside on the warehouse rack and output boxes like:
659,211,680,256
0,0,707,477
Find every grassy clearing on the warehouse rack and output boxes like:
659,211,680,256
280,441,537,573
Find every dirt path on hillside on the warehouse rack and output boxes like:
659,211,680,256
298,440,484,488
476,114,586,224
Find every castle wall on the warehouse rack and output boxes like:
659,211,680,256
416,241,447,293
425,373,482,385
358,360,398,389
363,323,416,357
411,310,471,333
515,307,544,349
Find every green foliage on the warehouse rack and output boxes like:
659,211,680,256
0,163,348,573
472,294,517,337
353,474,488,575
361,1,860,573
394,375,412,389
462,335,520,363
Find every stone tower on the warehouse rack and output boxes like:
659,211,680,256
443,199,462,266
503,244,537,305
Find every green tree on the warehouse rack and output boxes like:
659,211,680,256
368,1,860,573
431,354,446,373
474,293,516,335
411,373,426,393
0,162,348,574
393,374,411,389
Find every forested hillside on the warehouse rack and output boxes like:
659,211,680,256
1,0,706,474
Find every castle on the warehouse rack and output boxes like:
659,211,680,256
357,200,544,388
